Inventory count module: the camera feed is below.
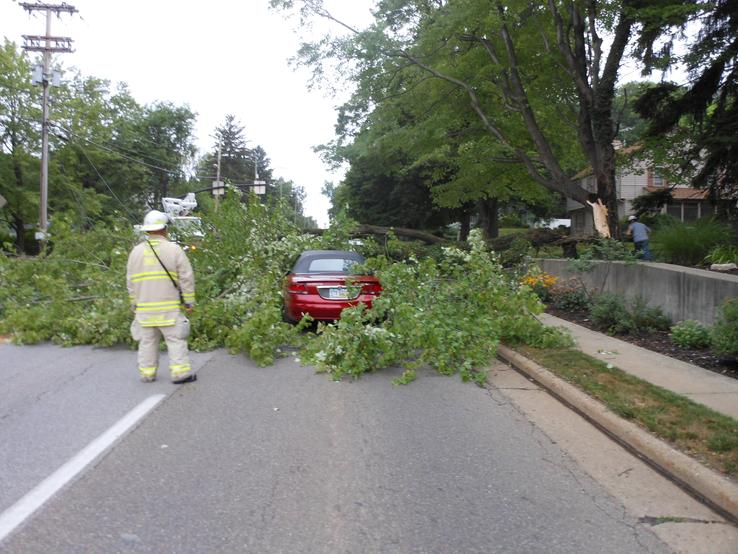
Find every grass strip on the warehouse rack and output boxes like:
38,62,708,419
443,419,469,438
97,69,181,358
518,346,738,478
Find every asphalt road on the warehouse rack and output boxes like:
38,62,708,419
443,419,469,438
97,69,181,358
0,345,669,553
0,343,215,514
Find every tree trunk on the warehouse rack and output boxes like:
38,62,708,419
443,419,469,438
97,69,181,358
458,211,471,241
12,213,26,253
304,224,449,245
590,69,624,240
11,144,27,253
477,197,499,239
547,0,633,239
595,162,620,239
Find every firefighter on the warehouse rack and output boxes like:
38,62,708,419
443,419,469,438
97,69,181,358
127,210,197,383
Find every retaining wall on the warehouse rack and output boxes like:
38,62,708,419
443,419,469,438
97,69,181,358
537,259,738,326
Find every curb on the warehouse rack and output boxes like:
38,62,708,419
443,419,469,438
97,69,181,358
497,344,738,524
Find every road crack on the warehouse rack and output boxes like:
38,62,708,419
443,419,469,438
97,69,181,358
638,515,726,526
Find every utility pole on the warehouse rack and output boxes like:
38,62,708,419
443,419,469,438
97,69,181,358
21,2,77,240
213,143,222,210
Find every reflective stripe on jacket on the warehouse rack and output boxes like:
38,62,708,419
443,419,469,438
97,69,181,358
126,236,195,327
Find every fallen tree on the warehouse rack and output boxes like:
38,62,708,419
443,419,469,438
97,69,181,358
304,224,450,245
0,197,571,380
306,224,594,259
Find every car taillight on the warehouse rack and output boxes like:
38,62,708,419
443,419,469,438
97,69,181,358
362,282,382,295
288,282,309,295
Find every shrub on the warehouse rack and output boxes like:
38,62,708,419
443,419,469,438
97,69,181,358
568,237,637,273
711,298,738,362
553,289,591,311
498,235,532,268
670,320,711,349
630,296,671,333
590,293,671,336
549,279,591,311
704,244,738,265
590,293,634,335
650,218,732,266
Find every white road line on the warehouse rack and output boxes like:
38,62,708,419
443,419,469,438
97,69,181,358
0,394,166,544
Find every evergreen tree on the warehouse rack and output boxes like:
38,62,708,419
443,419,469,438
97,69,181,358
635,0,738,202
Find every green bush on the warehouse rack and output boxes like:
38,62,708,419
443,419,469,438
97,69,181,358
639,212,678,230
711,298,738,362
498,235,532,268
589,293,670,336
590,293,634,335
670,320,711,349
552,290,591,311
630,296,671,333
651,218,733,266
549,280,591,312
704,244,738,265
568,238,636,273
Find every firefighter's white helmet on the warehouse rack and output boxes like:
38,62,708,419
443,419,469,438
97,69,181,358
141,210,169,232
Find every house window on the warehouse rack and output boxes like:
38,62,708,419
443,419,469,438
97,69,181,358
652,172,665,187
683,203,698,222
666,203,682,219
573,211,585,233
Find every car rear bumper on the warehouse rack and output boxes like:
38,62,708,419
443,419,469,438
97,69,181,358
285,295,376,321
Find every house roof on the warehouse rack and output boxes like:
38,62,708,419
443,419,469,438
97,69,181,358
645,186,709,200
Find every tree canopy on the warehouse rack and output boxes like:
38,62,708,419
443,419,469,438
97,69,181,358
0,42,315,252
635,0,738,203
272,0,703,237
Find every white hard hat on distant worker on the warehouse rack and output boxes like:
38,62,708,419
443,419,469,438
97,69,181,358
141,210,169,232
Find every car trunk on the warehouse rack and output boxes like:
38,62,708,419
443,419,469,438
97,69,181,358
287,274,381,300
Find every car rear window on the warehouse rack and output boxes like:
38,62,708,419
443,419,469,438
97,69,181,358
307,258,359,273
292,251,366,274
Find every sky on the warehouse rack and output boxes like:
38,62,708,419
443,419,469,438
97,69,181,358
1,0,374,227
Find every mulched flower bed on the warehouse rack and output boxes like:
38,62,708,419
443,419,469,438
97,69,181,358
545,306,738,381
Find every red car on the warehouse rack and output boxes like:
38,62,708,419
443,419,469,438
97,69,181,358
283,250,382,322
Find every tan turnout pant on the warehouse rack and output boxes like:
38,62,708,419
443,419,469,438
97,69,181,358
135,315,191,380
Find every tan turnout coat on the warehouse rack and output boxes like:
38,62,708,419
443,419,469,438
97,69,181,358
126,236,195,327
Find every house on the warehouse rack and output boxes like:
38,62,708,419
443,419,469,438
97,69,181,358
567,149,713,235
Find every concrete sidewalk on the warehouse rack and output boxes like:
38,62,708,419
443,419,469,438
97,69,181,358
538,313,738,421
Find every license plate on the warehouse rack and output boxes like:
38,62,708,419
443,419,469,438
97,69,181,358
329,287,349,299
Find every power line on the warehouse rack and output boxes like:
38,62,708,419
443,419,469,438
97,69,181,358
52,121,193,172
56,131,231,222
73,141,139,222
52,122,185,175
52,122,216,180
